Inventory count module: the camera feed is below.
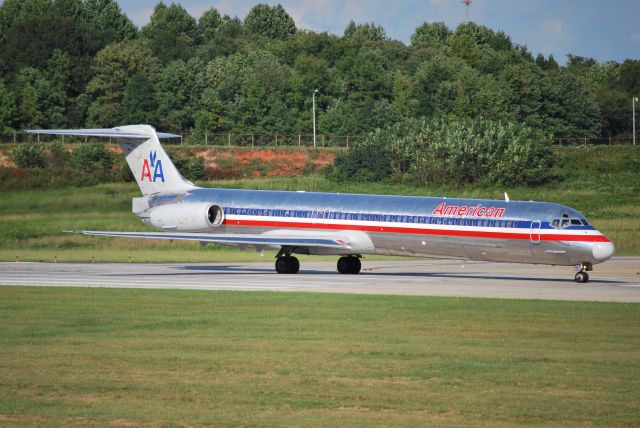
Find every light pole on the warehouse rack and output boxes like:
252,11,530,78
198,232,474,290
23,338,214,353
634,97,638,146
312,89,318,148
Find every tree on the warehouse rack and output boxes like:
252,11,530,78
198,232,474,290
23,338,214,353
595,88,630,136
616,60,640,95
196,15,245,61
122,73,157,125
0,79,17,134
140,2,199,64
81,0,136,47
197,50,295,134
533,70,601,137
268,31,344,68
410,22,450,47
14,67,66,128
413,54,463,117
0,0,135,76
156,58,205,131
198,7,222,41
85,41,160,126
244,4,296,40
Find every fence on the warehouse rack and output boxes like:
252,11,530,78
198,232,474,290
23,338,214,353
2,131,638,148
553,137,637,146
2,131,364,148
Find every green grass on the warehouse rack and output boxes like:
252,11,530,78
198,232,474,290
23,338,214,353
0,287,638,426
0,146,638,261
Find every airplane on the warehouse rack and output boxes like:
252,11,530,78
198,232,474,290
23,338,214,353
27,125,614,283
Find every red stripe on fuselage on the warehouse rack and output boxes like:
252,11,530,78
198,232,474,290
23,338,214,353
224,219,611,243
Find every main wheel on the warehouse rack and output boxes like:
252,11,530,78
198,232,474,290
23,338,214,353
337,256,361,274
574,271,589,283
275,256,299,274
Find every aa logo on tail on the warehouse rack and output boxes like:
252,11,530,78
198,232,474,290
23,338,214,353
141,151,165,182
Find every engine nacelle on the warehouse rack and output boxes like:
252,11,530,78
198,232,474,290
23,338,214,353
146,203,224,231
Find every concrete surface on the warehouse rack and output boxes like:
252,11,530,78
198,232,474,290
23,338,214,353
1,257,639,302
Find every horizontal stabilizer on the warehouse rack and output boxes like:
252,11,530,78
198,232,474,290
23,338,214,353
26,127,180,139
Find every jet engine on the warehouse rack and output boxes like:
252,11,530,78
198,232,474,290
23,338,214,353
145,203,224,231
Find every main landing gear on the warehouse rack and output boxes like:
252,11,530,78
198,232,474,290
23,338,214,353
337,256,361,274
274,249,362,275
574,262,593,283
275,256,299,274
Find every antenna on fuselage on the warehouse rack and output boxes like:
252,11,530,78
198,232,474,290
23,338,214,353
504,192,510,202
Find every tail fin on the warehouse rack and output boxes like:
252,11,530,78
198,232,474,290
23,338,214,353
27,124,196,196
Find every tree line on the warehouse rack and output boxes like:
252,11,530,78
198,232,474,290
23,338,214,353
0,0,638,139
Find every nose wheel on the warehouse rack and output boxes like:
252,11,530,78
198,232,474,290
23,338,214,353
574,271,589,283
574,262,592,283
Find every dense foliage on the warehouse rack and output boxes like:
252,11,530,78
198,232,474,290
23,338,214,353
5,142,210,188
332,117,556,186
0,0,637,140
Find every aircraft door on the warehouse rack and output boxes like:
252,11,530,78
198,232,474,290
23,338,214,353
529,221,541,257
529,221,541,244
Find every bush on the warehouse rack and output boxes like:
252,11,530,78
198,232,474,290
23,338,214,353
330,130,393,181
69,144,117,184
330,117,557,187
9,143,46,168
173,156,206,181
46,141,70,168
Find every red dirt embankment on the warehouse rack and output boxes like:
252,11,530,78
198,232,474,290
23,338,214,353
1,145,337,179
178,147,336,179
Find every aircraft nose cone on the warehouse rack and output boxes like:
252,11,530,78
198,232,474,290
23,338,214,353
592,241,614,262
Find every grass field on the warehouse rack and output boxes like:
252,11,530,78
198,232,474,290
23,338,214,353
0,146,638,261
0,287,638,426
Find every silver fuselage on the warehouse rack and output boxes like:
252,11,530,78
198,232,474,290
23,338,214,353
143,187,613,266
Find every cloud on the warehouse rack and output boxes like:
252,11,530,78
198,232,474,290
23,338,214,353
285,0,335,32
541,19,568,41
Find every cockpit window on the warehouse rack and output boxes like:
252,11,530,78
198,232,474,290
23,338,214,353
570,219,583,226
561,218,570,228
551,219,559,228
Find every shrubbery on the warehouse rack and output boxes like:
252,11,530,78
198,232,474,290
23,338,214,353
330,117,557,187
4,142,211,190
173,156,206,181
6,142,124,189
9,143,47,168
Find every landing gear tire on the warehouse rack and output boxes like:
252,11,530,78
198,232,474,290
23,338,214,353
275,256,299,274
574,271,589,283
337,256,361,274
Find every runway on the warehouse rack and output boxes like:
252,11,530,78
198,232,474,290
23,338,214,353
1,257,639,302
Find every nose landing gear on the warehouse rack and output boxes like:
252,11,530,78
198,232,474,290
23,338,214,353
574,271,589,283
574,262,593,283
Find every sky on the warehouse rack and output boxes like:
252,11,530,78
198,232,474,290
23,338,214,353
115,0,639,65
1,0,636,64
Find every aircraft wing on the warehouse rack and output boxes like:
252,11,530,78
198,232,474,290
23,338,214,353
65,230,352,250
